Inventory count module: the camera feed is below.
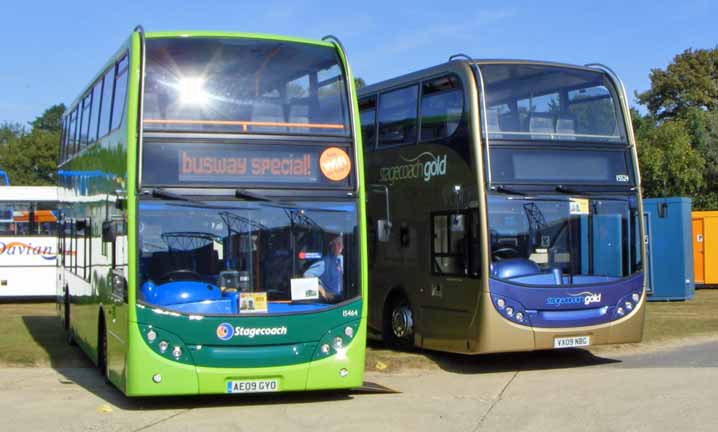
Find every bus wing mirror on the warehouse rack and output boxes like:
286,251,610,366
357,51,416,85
369,184,392,242
377,219,392,242
102,221,116,243
111,269,128,303
114,189,127,211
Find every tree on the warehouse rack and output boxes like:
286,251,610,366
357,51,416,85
635,116,705,199
636,48,718,120
0,128,59,186
354,77,366,89
30,104,65,133
684,108,718,208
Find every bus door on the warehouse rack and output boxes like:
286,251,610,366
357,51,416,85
423,210,480,348
103,198,129,384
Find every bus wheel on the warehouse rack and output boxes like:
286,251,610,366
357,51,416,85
384,295,414,350
98,316,108,379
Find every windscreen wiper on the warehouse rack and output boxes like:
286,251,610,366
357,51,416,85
146,188,201,203
491,185,527,196
554,185,589,195
235,188,274,202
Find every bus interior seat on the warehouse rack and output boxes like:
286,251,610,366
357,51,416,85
251,99,287,132
486,108,501,138
288,99,310,133
529,113,555,139
556,114,577,140
143,93,161,123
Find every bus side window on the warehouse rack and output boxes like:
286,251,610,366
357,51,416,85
111,55,129,131
378,85,418,147
420,75,463,142
359,96,376,151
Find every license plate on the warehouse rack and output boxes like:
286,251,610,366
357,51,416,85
554,336,590,349
226,379,279,394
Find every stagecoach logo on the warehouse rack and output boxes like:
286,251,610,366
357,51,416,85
545,292,602,307
216,323,234,341
378,152,447,183
216,323,288,341
0,241,57,261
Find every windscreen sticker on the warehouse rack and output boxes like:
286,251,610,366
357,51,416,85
569,198,589,215
320,147,352,181
239,292,268,313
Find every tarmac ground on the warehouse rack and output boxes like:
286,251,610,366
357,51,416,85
1,338,716,432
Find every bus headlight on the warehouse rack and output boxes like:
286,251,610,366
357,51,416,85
632,293,640,303
515,312,524,322
147,330,157,343
158,341,169,353
172,346,182,359
617,306,625,316
505,307,514,317
497,298,506,309
313,321,359,360
625,301,634,311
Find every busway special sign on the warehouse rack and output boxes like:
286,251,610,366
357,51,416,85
142,142,352,187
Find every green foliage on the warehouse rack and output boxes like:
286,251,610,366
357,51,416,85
634,114,705,199
0,105,64,186
30,104,66,133
0,129,60,186
684,108,718,209
636,47,718,120
354,77,366,89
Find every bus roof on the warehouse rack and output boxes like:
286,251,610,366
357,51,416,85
145,31,336,48
0,186,58,203
358,58,608,96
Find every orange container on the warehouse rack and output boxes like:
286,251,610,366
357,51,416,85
692,211,718,285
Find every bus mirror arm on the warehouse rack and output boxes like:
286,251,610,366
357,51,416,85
369,184,392,242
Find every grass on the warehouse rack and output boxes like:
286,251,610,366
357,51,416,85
0,290,717,368
0,303,88,367
643,289,718,342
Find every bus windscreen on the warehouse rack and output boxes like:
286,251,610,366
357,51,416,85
479,64,626,144
143,38,350,136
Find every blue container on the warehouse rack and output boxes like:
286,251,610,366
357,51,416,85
644,197,695,301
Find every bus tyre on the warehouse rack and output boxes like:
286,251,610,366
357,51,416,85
98,316,108,380
384,295,414,350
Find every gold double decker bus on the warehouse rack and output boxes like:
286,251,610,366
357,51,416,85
359,58,645,354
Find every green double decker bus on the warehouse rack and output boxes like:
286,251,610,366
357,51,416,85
57,28,367,396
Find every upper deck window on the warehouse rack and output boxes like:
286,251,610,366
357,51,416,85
143,38,350,137
479,64,626,145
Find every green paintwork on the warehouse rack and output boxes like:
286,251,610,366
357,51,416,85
60,29,368,396
135,300,362,367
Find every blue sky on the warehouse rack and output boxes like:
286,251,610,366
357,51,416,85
1,0,716,125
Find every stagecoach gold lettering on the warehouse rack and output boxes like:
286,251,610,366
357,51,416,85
180,151,311,178
378,153,447,183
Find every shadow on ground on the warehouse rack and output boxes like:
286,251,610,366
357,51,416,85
20,314,373,410
366,340,621,374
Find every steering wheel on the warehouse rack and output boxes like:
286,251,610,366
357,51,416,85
157,269,203,283
492,247,521,261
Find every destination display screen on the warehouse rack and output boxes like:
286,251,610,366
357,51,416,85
142,142,353,188
490,148,634,185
